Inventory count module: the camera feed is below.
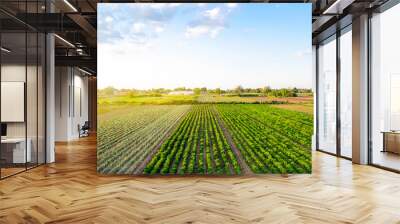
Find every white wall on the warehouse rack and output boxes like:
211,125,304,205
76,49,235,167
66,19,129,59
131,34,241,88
55,66,70,141
1,65,41,138
55,67,89,141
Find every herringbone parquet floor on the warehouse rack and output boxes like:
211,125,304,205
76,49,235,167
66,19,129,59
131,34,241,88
1,135,400,224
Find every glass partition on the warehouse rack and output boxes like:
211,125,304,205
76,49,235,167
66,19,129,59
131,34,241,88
371,3,400,171
1,31,28,177
0,2,46,179
317,36,337,154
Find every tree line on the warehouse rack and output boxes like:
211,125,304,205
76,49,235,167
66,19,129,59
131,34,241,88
98,86,312,98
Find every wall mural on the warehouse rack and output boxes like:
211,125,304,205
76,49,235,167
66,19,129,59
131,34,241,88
97,3,313,175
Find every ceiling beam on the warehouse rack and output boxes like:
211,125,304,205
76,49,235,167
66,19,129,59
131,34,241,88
67,13,97,46
55,55,96,72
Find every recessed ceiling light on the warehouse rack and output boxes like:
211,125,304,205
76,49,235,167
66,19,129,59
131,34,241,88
78,67,92,76
54,34,75,48
63,0,78,12
323,0,355,15
1,47,11,53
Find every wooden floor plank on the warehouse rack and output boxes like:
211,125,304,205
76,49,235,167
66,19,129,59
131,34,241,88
0,135,399,223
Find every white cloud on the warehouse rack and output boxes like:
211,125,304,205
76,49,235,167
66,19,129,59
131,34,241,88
210,27,223,38
204,7,221,20
154,26,165,33
132,22,146,33
149,4,167,9
226,3,238,9
105,16,113,23
169,3,182,7
197,3,207,7
185,25,223,39
100,4,181,44
185,26,210,38
185,6,236,39
149,3,181,9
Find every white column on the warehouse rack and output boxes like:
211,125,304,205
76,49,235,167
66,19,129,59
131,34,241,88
352,14,369,164
46,32,55,163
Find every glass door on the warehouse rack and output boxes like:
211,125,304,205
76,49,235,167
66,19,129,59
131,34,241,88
317,35,337,154
0,1,47,179
339,27,352,158
1,31,28,178
370,3,400,171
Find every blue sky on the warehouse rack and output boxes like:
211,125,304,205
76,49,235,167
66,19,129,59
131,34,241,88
98,3,312,90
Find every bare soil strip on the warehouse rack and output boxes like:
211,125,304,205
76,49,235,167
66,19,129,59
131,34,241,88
212,106,252,175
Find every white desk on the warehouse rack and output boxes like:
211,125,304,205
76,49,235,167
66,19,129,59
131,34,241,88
1,138,31,163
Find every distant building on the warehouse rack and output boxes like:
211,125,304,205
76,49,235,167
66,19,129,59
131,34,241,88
168,90,194,95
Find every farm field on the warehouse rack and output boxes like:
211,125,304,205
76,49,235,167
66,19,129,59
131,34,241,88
216,105,312,173
271,103,313,115
97,105,191,174
98,101,313,175
144,105,241,175
97,3,314,176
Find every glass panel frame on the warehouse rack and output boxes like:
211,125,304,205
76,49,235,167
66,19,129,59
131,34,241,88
339,26,353,159
315,22,354,161
317,35,337,155
0,1,47,180
0,30,28,178
370,2,400,172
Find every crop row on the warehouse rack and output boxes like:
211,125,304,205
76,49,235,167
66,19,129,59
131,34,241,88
230,105,313,148
97,105,191,174
216,105,312,173
144,105,241,175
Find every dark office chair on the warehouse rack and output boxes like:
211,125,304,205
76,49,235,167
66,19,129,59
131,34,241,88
79,121,90,138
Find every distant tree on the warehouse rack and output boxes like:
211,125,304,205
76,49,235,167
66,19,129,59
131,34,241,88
101,86,117,96
235,85,243,95
128,90,138,97
193,88,201,95
215,88,221,95
262,86,271,96
174,87,186,91
200,87,207,93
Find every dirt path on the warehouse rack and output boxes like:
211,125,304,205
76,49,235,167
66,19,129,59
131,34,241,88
212,106,252,175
